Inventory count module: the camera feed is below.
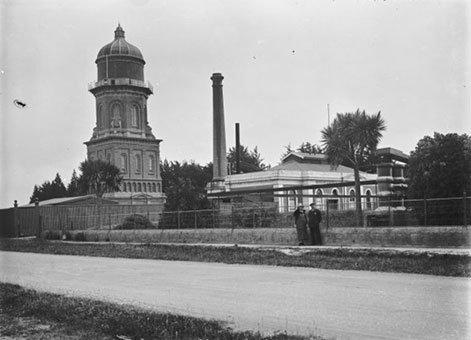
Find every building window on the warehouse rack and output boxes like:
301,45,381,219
366,190,372,210
349,189,355,202
148,155,155,172
97,105,103,128
120,153,127,172
131,106,139,127
152,183,157,192
127,183,132,192
122,182,127,192
135,154,141,173
138,183,142,192
157,183,161,192
328,189,339,211
132,183,137,192
111,104,122,128
315,189,323,208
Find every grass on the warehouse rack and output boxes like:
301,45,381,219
0,283,318,340
1,238,469,277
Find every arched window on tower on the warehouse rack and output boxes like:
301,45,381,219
120,153,127,173
111,104,122,129
135,154,141,173
148,155,155,173
97,105,103,128
131,105,139,128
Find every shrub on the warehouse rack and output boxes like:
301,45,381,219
43,230,61,240
74,232,86,242
116,214,155,230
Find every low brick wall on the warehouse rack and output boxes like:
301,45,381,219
67,225,471,248
325,226,471,248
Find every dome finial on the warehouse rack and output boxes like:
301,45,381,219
115,23,125,39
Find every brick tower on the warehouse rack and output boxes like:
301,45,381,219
85,24,165,205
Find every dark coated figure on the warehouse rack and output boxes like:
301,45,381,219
293,205,308,246
308,202,323,245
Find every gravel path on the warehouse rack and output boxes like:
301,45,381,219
1,251,470,339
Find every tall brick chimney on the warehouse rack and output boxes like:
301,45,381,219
211,73,228,182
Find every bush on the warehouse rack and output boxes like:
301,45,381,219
43,230,61,240
116,214,155,230
73,232,86,242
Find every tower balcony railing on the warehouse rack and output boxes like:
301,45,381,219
88,78,153,92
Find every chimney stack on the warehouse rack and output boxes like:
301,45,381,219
211,73,227,181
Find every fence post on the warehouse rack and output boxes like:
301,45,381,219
35,198,41,238
464,191,467,227
231,205,234,230
326,202,330,230
13,200,19,237
177,211,181,230
212,208,215,229
423,197,427,227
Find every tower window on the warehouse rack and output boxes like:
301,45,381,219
149,155,155,172
98,105,104,128
120,153,127,172
131,106,139,127
111,104,122,128
135,154,141,173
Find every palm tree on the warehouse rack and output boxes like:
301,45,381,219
321,109,386,226
78,159,122,198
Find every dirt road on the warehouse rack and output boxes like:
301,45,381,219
1,251,469,339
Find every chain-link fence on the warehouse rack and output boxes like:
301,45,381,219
5,196,469,237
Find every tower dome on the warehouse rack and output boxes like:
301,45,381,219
95,24,145,81
97,24,144,60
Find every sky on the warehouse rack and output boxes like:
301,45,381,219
1,0,470,208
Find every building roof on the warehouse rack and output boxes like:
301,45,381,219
21,195,116,207
96,24,144,61
376,147,409,163
280,152,327,163
270,161,355,173
272,152,354,173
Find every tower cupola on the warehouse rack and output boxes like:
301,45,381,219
95,24,146,82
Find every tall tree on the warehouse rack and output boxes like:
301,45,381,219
280,142,322,160
297,142,323,154
29,173,67,203
408,133,471,199
78,159,122,198
227,145,268,174
161,160,213,211
321,109,386,226
66,169,84,197
280,143,294,160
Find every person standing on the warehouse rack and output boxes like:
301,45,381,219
293,205,308,246
308,202,323,245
